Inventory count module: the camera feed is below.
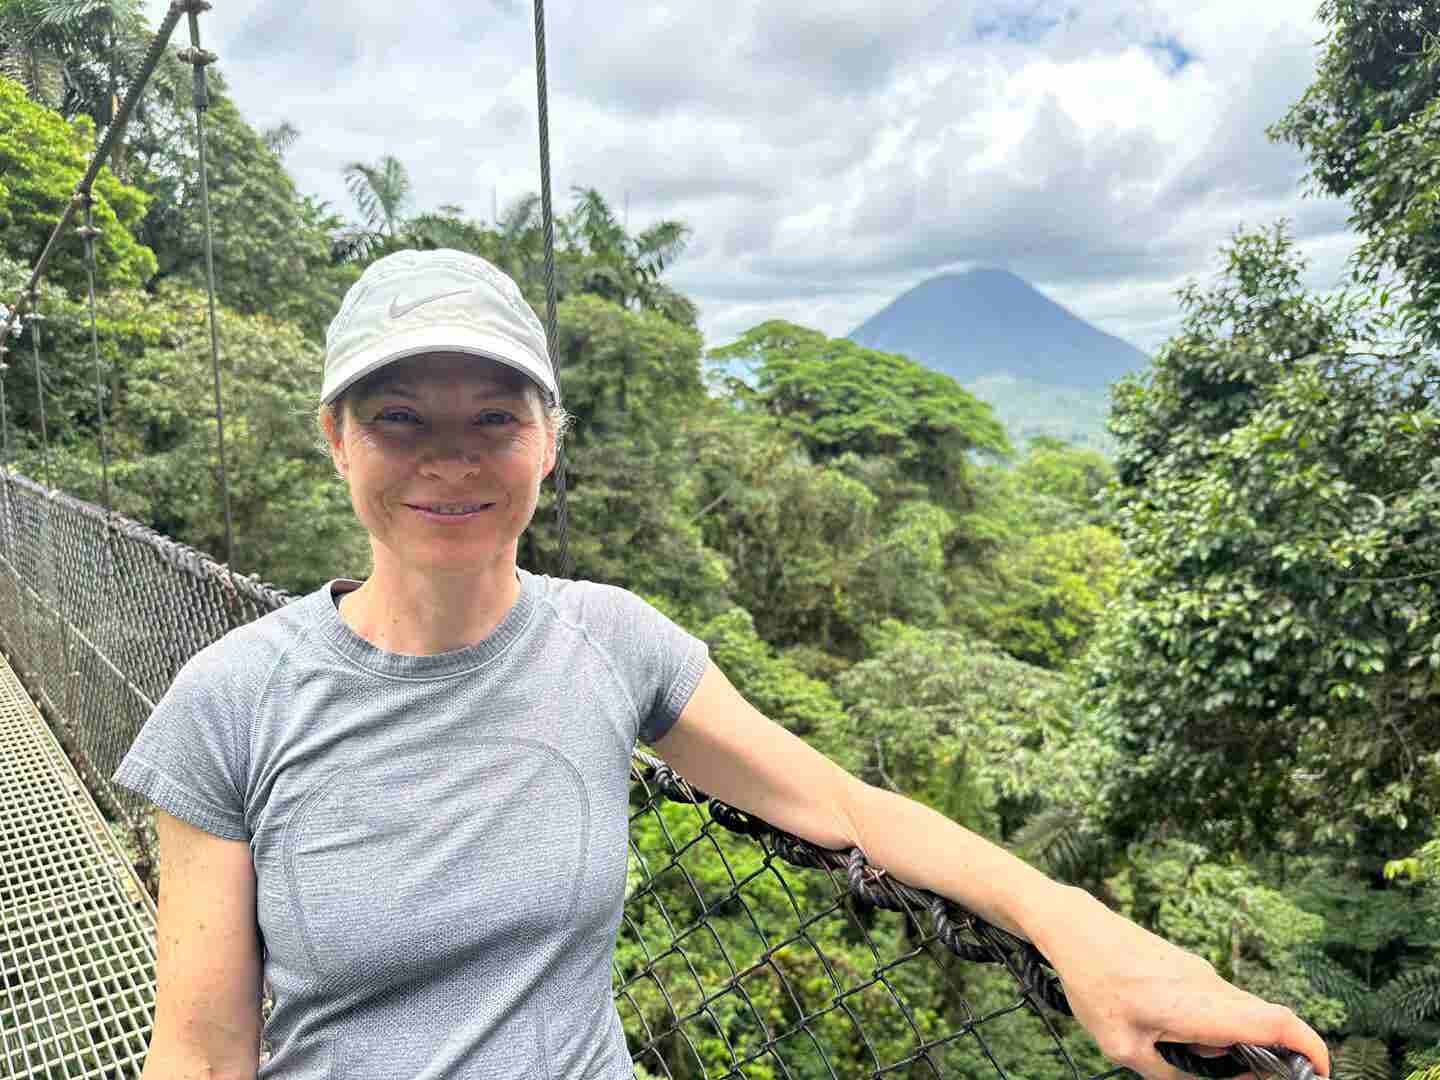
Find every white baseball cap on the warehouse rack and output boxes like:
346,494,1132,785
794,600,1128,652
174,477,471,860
321,248,559,406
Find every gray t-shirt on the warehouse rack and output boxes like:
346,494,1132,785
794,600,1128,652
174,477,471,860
112,569,709,1080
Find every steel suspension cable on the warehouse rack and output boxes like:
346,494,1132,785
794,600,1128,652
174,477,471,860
0,336,10,468
179,1,234,570
532,0,571,578
79,199,113,515
26,292,52,490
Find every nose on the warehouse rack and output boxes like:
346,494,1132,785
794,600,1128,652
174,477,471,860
418,428,483,481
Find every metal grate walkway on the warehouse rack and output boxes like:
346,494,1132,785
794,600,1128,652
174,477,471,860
0,651,156,1079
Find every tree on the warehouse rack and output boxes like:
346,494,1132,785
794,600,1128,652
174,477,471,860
518,293,727,614
709,321,1010,509
947,441,1121,669
567,186,695,325
954,524,1123,670
1086,224,1440,852
337,154,414,262
0,75,155,292
129,75,356,340
1270,0,1440,337
0,253,369,591
0,0,148,127
833,620,1082,842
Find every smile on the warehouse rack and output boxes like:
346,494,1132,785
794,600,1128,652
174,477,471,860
406,502,495,520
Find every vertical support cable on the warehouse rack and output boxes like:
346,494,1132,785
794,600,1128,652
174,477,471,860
180,3,234,569
0,331,10,569
0,337,10,469
532,0,571,578
27,292,52,491
79,199,112,515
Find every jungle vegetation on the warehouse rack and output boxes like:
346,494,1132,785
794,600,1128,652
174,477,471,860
1,0,1438,1076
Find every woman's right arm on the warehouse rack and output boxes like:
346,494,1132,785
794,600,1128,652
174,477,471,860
142,810,263,1080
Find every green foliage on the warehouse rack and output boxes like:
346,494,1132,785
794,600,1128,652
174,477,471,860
1109,841,1345,1029
132,85,357,340
1403,1043,1440,1079
1336,1036,1394,1080
832,621,1082,840
518,293,727,612
0,74,155,292
949,441,1122,669
1270,0,1440,338
955,523,1123,669
343,154,412,252
0,0,150,124
1089,224,1440,851
564,186,694,323
691,606,848,741
710,320,1010,506
0,254,368,591
553,293,705,442
1013,437,1113,522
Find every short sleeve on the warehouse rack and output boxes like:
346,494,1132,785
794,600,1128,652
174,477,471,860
589,585,709,746
111,637,254,841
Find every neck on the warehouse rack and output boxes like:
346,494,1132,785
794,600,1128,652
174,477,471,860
339,545,522,655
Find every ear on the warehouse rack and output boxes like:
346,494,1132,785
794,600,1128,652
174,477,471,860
540,426,557,481
321,407,349,478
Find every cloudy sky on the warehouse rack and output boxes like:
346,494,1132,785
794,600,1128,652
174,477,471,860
144,0,1355,353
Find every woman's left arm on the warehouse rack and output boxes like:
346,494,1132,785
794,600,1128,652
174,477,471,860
654,662,1330,1080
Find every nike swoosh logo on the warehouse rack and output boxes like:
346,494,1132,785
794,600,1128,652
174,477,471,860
388,288,470,319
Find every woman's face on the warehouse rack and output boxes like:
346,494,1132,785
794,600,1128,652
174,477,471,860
323,352,556,577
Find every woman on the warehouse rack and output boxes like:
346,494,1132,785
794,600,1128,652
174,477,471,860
114,248,1329,1080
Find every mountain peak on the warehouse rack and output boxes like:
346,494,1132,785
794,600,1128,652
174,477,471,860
847,270,1146,390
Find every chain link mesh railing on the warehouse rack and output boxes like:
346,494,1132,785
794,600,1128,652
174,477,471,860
0,470,287,891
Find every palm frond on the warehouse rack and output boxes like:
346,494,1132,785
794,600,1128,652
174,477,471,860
1296,944,1374,1012
343,155,412,237
499,192,540,238
1380,967,1440,1028
569,186,625,256
0,42,65,106
1334,1036,1392,1080
1011,804,1095,883
634,219,690,275
262,120,299,160
343,162,385,234
330,226,385,265
1402,1041,1440,1079
34,0,139,27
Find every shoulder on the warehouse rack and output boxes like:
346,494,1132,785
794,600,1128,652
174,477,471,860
166,585,329,703
528,573,660,629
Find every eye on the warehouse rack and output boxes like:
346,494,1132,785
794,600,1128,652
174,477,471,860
376,408,421,424
476,409,517,426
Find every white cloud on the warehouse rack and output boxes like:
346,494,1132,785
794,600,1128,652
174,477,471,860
143,0,1354,354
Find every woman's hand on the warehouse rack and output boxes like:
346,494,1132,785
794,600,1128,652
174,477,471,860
1034,888,1330,1080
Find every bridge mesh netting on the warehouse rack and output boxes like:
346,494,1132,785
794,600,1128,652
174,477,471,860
0,3,1317,1077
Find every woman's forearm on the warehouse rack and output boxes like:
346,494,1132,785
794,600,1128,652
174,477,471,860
841,777,1092,955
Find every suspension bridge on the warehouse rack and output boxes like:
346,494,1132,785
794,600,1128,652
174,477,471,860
0,3,1321,1078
